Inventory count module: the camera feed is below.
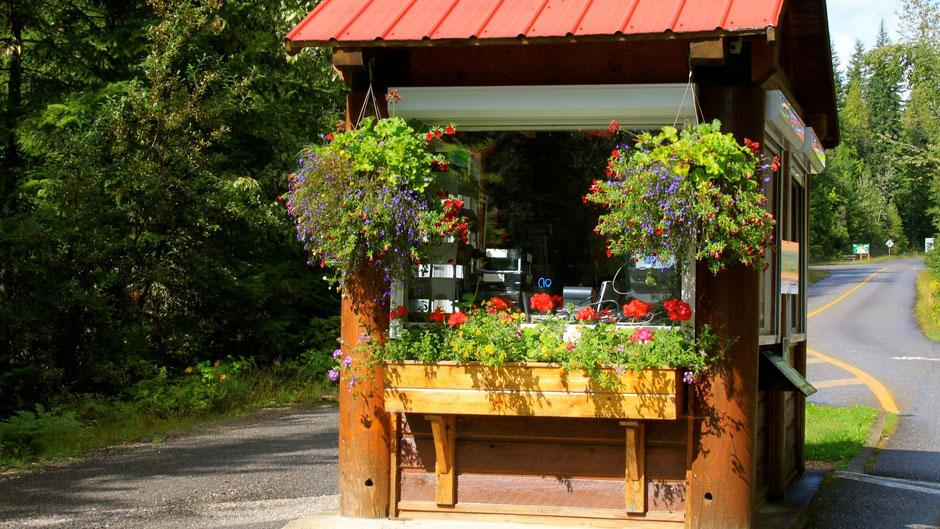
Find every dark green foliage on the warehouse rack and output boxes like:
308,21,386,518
811,6,940,260
0,0,345,417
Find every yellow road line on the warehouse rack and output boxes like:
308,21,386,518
807,349,901,414
811,377,864,389
806,358,826,364
808,267,887,318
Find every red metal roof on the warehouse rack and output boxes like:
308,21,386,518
287,0,785,48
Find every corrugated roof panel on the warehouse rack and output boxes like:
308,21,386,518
287,0,784,45
526,0,593,38
624,0,683,34
673,0,733,32
433,0,503,39
385,0,446,41
725,0,783,29
339,1,414,41
479,0,551,39
574,0,639,36
285,0,372,41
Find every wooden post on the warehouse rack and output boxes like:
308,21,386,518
688,85,763,529
338,262,391,517
621,421,646,513
425,414,457,506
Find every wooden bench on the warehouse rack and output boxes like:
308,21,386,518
840,254,857,262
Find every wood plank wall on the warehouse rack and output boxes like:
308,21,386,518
395,414,688,521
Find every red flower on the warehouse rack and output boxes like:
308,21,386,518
326,133,333,141
629,328,654,343
744,138,760,154
623,300,649,320
434,129,443,138
426,132,434,141
772,156,781,172
530,293,554,313
490,297,509,310
576,306,596,321
663,299,692,321
390,306,408,320
447,311,469,328
609,119,620,134
550,294,565,309
611,149,620,158
445,125,456,135
439,162,449,171
597,308,615,322
429,308,446,323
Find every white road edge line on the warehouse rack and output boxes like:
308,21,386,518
891,356,940,361
832,471,940,495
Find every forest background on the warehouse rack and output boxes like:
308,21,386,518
1,0,939,463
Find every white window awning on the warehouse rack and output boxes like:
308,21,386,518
389,84,698,131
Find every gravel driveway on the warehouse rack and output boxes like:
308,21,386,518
0,403,340,529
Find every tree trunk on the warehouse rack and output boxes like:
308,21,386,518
2,3,23,210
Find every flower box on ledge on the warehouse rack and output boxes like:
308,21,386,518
382,361,683,420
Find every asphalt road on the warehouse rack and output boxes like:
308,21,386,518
804,258,940,528
0,403,340,529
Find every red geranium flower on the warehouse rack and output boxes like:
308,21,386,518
426,132,434,141
429,308,446,323
623,300,649,320
629,328,654,343
530,293,554,313
772,156,781,172
576,306,596,321
434,129,443,138
744,138,760,154
550,294,565,309
663,299,692,321
390,306,408,320
609,119,620,134
445,125,456,135
447,311,469,328
490,297,509,310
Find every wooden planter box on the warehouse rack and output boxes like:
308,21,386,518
383,361,683,420
384,362,687,517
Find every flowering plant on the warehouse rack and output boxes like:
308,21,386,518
585,120,775,274
285,116,466,290
375,295,721,389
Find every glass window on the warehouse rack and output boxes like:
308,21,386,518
403,130,683,326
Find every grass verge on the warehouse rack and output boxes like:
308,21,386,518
805,403,878,464
808,268,830,285
0,359,334,471
915,269,940,341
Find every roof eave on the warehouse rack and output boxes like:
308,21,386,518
285,27,774,55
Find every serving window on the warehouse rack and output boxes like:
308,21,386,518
400,129,684,326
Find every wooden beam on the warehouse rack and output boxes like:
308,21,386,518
425,414,457,506
621,421,646,513
690,39,726,66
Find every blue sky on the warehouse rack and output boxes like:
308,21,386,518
827,0,902,70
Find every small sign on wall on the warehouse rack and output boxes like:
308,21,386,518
781,240,800,295
926,238,935,253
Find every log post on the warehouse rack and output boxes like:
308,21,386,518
337,90,393,518
338,262,391,518
688,85,764,529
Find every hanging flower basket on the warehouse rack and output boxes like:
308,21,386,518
284,115,465,292
585,120,776,274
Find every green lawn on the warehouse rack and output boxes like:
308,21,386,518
805,403,879,463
